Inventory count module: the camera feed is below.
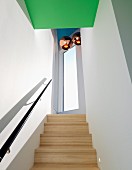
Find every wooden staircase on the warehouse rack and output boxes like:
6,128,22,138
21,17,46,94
31,114,100,170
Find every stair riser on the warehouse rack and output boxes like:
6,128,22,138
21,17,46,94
36,146,95,153
31,164,100,170
40,143,93,147
31,168,99,170
44,127,89,132
42,132,90,137
36,150,96,154
41,140,92,143
47,119,86,123
47,114,86,118
40,142,92,145
45,122,88,126
40,136,92,143
36,150,95,153
47,115,86,122
35,153,97,164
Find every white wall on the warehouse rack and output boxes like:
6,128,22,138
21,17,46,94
0,0,53,119
0,0,53,169
111,0,132,81
6,116,47,170
81,0,132,170
0,83,52,170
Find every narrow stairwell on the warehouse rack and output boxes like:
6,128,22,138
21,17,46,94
31,114,100,170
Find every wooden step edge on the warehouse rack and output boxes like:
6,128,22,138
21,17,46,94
44,130,89,133
30,163,100,170
40,140,93,142
41,134,90,137
40,133,92,137
31,168,100,170
40,143,93,146
35,146,96,153
44,122,88,125
35,148,97,153
32,163,98,166
42,133,90,135
44,131,89,133
30,167,100,170
47,119,86,122
34,162,98,166
35,146,96,150
30,168,100,170
47,114,86,117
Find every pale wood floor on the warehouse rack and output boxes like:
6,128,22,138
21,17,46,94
30,114,100,170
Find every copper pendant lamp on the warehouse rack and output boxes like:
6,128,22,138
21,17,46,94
72,32,81,45
60,36,73,50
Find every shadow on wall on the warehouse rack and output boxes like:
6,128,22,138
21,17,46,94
16,0,33,26
0,78,47,133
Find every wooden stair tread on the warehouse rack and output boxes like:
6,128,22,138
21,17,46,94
37,145,94,149
36,146,96,154
47,114,86,122
36,146,96,153
40,143,92,147
44,122,88,125
44,127,89,132
40,136,93,146
35,152,97,164
43,132,90,137
40,135,92,141
31,164,99,170
47,114,86,117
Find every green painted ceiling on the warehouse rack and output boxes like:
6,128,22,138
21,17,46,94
21,0,99,29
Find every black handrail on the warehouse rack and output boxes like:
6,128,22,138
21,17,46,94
0,79,52,162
